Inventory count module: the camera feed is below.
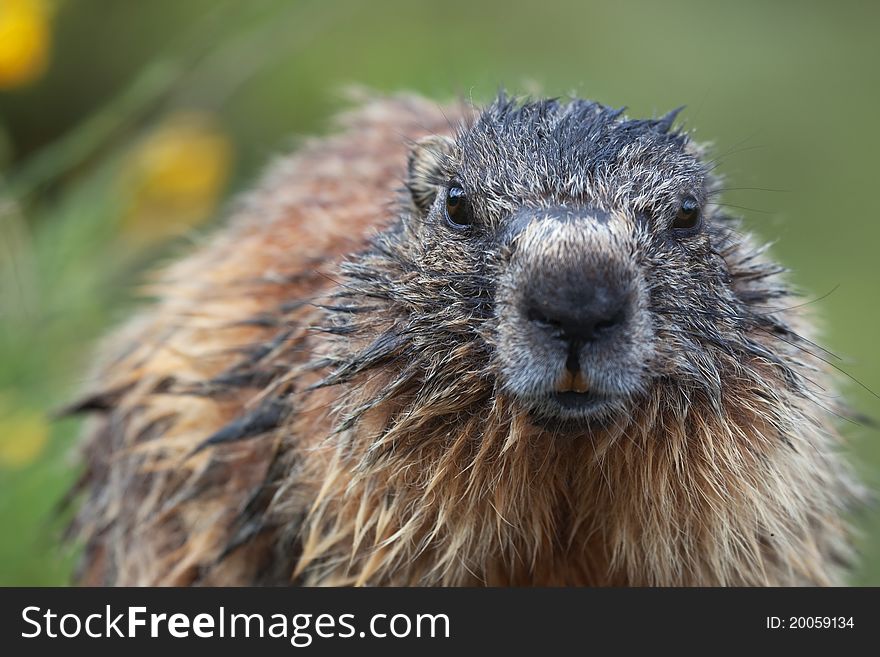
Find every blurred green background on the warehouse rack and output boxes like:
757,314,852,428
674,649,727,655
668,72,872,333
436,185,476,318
0,0,878,585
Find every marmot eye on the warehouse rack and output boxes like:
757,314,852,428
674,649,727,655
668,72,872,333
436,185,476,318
444,184,472,229
671,196,702,232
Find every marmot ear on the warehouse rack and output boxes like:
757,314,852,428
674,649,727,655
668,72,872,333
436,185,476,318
407,135,456,213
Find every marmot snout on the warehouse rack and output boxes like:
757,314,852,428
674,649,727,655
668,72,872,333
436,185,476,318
494,205,650,420
69,92,864,586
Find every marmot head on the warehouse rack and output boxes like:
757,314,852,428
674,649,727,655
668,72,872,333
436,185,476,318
329,94,795,429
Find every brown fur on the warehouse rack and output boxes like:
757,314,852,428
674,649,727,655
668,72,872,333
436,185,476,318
69,93,862,586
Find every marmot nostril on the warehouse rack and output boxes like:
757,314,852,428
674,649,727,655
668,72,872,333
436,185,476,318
592,308,627,335
525,307,562,331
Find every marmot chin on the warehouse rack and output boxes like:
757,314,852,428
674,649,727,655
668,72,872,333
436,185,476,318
69,92,864,586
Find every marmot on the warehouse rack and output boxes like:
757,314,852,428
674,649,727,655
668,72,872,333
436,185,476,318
68,92,864,586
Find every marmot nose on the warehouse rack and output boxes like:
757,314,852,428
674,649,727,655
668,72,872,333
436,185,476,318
524,280,630,346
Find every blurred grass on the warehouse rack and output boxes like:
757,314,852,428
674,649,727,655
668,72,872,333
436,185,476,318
0,0,878,585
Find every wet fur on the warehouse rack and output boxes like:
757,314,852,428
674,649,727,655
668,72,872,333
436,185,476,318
69,92,863,586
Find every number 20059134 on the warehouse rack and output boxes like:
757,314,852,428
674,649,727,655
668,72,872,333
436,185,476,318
766,617,854,629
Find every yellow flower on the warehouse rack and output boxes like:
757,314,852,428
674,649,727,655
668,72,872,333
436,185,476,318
0,0,51,90
0,400,49,469
121,111,233,244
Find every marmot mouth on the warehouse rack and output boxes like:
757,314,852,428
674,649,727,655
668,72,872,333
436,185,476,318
526,389,624,428
549,390,610,410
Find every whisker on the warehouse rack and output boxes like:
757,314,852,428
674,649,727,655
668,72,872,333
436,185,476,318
652,305,842,361
705,143,771,173
706,201,774,215
748,285,841,316
654,308,878,401
709,186,791,195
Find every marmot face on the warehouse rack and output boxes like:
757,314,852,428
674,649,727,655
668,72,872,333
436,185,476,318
403,96,729,423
